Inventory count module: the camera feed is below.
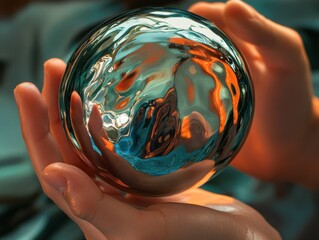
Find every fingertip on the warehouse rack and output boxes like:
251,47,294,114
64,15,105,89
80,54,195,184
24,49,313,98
44,58,66,70
14,82,42,109
14,82,38,95
71,90,81,102
13,83,26,105
43,58,67,85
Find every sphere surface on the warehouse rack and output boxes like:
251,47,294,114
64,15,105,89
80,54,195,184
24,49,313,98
59,7,253,196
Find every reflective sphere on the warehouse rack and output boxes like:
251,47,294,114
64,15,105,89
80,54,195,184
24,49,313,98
59,7,253,196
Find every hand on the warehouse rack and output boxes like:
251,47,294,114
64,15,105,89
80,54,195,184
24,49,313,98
14,58,281,240
189,0,319,188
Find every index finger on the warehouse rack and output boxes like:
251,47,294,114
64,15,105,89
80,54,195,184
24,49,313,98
42,59,89,170
14,83,63,176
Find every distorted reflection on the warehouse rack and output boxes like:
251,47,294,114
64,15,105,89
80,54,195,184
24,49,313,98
60,7,253,196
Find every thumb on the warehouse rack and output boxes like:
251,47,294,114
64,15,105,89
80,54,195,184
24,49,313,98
43,163,104,220
42,163,141,239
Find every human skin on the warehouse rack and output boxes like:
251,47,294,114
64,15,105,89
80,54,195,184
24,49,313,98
189,0,319,188
14,58,281,240
14,0,318,239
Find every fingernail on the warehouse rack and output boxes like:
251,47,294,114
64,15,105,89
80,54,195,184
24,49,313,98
43,171,67,193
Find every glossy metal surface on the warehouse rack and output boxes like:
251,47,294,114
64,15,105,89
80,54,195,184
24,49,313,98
59,7,253,196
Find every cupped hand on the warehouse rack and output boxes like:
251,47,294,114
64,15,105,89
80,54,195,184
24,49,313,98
189,0,319,187
14,58,281,240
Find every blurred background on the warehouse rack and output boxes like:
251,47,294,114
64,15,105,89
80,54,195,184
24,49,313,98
0,0,318,239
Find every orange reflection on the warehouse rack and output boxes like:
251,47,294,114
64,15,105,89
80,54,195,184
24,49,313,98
114,97,130,110
207,71,226,132
115,71,137,92
223,62,239,124
184,77,195,104
102,137,115,152
169,37,240,131
180,115,192,139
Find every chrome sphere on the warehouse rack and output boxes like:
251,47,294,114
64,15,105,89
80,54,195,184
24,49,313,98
59,7,253,196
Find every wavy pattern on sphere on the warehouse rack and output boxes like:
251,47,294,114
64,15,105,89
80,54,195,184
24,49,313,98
59,7,253,196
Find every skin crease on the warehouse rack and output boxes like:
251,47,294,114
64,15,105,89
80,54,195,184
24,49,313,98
13,1,319,239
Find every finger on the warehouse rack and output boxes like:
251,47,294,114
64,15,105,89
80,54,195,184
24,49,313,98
188,2,261,71
224,0,306,69
14,83,73,214
14,82,107,240
14,83,72,212
14,82,63,175
70,92,101,167
43,162,141,238
42,59,91,171
188,2,226,29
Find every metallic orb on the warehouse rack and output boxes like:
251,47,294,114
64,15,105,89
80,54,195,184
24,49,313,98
59,7,253,196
